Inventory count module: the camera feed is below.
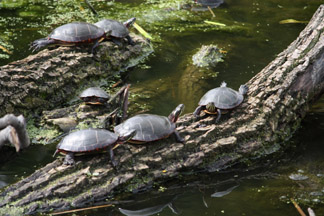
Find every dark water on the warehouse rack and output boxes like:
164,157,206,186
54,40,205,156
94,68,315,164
1,0,324,215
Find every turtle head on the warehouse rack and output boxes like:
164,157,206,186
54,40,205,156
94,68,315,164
168,104,185,123
118,129,136,143
123,17,136,28
206,102,216,113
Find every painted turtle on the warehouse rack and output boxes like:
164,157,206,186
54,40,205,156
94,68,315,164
114,104,185,144
94,17,136,45
30,22,109,53
79,87,110,105
53,128,136,166
193,82,248,122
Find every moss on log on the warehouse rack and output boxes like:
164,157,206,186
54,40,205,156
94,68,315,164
1,4,324,215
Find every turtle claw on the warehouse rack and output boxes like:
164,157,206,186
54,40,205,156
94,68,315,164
126,35,135,46
215,109,221,123
111,159,119,168
109,148,119,168
63,152,75,165
174,131,185,143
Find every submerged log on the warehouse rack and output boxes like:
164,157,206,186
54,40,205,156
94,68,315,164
1,5,324,215
0,35,152,117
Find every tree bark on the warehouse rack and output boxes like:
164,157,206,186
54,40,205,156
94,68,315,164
0,35,152,117
0,5,324,215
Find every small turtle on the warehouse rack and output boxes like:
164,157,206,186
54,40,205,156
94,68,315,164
193,82,248,122
94,17,136,46
30,22,109,53
53,128,136,166
79,87,110,105
114,104,185,144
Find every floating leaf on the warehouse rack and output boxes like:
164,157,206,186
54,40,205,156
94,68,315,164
204,20,226,27
279,19,308,24
133,22,153,40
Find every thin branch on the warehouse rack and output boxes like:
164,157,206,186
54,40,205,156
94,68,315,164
84,0,98,16
290,198,307,216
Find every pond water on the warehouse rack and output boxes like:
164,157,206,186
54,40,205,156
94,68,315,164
1,0,324,215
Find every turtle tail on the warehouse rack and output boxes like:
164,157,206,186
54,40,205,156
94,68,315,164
53,149,59,157
220,81,227,87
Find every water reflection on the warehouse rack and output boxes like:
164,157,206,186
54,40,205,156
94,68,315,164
114,195,180,216
119,201,179,216
211,184,239,198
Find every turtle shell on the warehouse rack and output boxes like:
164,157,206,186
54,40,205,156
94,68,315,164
49,22,105,43
80,87,110,99
57,129,118,153
94,19,129,38
199,86,243,109
114,114,175,142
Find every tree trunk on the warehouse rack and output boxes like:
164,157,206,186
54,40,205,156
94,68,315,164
0,35,152,116
1,5,324,215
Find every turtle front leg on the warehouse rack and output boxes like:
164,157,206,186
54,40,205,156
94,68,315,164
30,38,56,52
174,130,185,143
109,147,118,167
193,105,204,117
215,109,222,123
91,38,101,54
111,38,122,46
63,152,75,165
126,35,135,46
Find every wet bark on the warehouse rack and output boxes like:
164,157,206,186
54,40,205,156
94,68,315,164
1,5,324,215
0,35,152,117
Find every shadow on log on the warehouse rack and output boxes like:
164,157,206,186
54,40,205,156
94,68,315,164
0,5,324,215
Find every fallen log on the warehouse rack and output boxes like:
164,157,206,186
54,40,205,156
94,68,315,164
0,35,152,117
0,4,324,215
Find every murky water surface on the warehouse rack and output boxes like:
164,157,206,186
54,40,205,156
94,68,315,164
1,0,324,215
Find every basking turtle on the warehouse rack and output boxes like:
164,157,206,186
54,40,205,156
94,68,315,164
53,128,136,166
94,17,136,45
114,104,185,144
193,82,248,122
79,87,110,105
30,22,109,53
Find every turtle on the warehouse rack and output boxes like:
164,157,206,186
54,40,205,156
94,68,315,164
193,82,248,122
79,87,110,105
114,104,185,144
94,17,136,46
30,22,109,53
53,128,136,166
